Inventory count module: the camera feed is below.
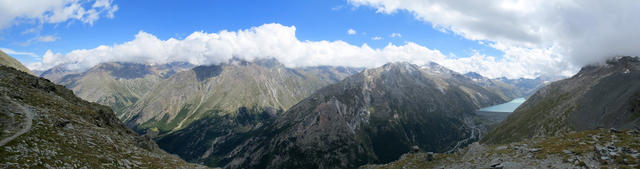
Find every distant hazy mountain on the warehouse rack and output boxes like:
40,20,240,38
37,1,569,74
39,64,84,83
463,72,523,100
483,56,640,144
122,58,361,134
0,50,33,75
493,75,557,98
53,62,194,115
182,62,506,169
0,65,203,168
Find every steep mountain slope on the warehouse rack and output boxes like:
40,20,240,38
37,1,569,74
55,62,193,116
123,59,360,133
0,65,203,168
464,72,523,100
483,56,640,144
191,62,507,169
0,50,32,75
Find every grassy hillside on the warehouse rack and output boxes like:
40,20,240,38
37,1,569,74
0,50,33,75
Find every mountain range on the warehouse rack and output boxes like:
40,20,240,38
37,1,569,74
22,52,565,168
169,62,509,168
121,58,361,134
54,62,194,116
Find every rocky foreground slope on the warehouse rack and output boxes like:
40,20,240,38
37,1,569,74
362,129,640,169
483,56,640,144
0,65,203,168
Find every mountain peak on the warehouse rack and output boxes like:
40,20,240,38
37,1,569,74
381,61,419,71
227,57,285,68
419,62,460,76
252,57,284,68
91,62,152,79
606,56,640,65
192,58,285,81
192,64,223,81
464,72,484,79
575,56,640,78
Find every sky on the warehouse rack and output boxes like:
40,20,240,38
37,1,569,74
1,0,639,79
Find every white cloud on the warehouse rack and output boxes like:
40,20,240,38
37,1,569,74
27,23,573,79
17,35,60,46
347,28,357,35
390,33,401,38
1,48,39,60
28,24,450,72
0,0,118,29
36,35,58,42
348,0,640,77
372,36,382,40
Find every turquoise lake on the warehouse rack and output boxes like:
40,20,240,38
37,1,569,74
478,98,526,113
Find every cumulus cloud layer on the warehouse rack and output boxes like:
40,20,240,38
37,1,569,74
27,23,573,78
0,0,118,29
348,0,640,70
29,24,446,71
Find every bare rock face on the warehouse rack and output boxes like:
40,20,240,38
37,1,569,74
0,66,204,168
483,56,640,144
204,62,507,169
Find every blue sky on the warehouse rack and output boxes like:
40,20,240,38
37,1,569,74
2,0,636,78
0,0,501,67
